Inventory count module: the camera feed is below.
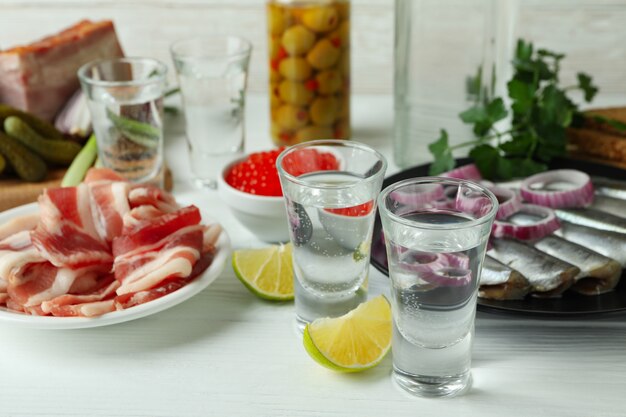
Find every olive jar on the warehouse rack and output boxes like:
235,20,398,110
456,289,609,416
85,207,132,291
267,0,350,146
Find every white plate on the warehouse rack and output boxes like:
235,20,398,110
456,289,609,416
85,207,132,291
0,203,231,329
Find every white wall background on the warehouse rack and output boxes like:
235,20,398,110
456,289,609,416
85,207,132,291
1,0,626,103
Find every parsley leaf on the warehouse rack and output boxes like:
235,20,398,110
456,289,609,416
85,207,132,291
428,130,455,175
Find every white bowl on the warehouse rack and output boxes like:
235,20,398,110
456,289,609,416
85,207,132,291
218,158,290,243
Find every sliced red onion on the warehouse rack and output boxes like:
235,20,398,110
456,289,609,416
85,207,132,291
487,185,523,220
441,163,482,181
390,183,445,207
398,251,447,274
398,251,472,287
520,169,594,208
454,187,493,218
419,266,472,287
492,204,560,240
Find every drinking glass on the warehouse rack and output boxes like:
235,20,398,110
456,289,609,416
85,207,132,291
170,36,252,189
78,57,167,186
378,177,498,397
276,140,387,330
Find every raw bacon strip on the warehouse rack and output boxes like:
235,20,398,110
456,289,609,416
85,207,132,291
122,205,165,233
39,184,99,239
31,222,112,268
7,263,97,308
0,20,124,121
84,168,125,183
46,300,116,317
114,228,203,295
113,205,202,256
0,213,39,241
128,185,179,213
41,276,119,315
0,231,45,292
115,278,187,309
89,181,131,242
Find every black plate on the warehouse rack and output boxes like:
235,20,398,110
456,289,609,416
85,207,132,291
371,157,626,318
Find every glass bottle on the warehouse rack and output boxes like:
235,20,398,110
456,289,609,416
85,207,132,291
394,0,498,168
267,0,350,146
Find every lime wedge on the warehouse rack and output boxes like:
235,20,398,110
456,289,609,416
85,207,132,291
232,243,294,301
303,295,391,372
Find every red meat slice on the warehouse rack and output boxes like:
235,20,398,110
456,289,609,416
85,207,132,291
0,20,124,121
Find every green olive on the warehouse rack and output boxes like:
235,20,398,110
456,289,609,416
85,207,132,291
310,96,339,126
295,125,334,142
279,57,312,81
278,80,314,106
281,25,315,56
316,70,342,95
276,105,309,130
267,6,287,36
329,21,350,49
301,6,339,33
306,38,340,70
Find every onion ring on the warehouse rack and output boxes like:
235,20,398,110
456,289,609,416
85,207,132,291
398,251,472,287
487,185,523,220
492,204,560,240
389,183,445,206
441,163,483,181
520,169,594,208
454,187,493,218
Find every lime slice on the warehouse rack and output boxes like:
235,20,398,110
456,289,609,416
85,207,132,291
232,243,294,301
303,295,392,372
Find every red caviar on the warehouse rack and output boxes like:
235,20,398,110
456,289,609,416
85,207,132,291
225,147,340,196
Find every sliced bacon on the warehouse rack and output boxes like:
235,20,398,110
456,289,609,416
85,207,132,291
41,276,119,315
0,213,39,241
31,222,113,268
128,185,179,213
113,205,202,256
89,181,130,242
115,278,187,309
114,227,203,295
84,168,125,183
46,300,116,317
0,231,46,292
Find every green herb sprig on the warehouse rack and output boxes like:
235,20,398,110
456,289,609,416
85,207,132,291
428,39,599,180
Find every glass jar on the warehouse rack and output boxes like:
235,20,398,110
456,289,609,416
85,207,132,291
267,0,350,146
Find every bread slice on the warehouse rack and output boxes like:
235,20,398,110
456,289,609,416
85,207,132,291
567,107,626,163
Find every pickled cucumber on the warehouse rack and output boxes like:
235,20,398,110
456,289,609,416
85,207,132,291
4,116,81,165
0,131,47,182
0,104,65,140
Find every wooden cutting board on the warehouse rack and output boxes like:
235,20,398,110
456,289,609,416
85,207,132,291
0,166,173,213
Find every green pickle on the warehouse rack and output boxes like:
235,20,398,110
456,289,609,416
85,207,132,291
0,104,65,140
267,0,350,146
0,131,47,182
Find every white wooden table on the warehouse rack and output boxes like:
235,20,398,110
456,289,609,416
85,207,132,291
0,94,624,417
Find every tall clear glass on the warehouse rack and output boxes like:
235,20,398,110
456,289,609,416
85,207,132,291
276,140,386,330
394,0,498,168
78,57,167,186
171,36,252,189
378,177,498,397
